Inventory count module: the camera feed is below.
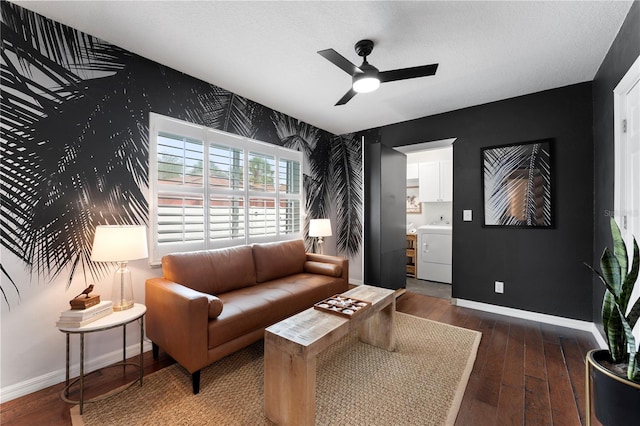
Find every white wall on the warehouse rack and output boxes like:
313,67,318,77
406,146,453,166
0,246,159,402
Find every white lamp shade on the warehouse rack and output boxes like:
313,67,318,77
91,225,148,262
309,219,332,237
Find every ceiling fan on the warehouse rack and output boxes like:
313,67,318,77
317,39,439,106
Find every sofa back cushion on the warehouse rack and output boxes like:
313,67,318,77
252,240,306,283
162,245,257,295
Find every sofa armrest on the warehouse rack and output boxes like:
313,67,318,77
305,253,349,288
145,277,210,373
304,261,341,277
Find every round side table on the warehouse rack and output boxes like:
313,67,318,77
57,303,146,414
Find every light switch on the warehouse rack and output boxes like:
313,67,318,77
463,210,472,221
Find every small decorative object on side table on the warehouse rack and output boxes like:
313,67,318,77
69,284,100,310
57,301,113,328
57,303,146,414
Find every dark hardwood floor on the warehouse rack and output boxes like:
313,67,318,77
1,291,601,425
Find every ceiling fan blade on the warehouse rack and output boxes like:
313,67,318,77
318,48,361,76
379,63,438,83
335,88,357,106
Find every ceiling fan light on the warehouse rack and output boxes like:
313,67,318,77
352,75,380,93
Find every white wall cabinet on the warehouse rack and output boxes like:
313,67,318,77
407,163,420,180
419,160,452,202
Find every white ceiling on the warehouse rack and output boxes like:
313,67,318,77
12,1,634,135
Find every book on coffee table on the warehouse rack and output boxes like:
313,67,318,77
314,294,371,318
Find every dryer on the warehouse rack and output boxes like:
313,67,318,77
417,225,452,283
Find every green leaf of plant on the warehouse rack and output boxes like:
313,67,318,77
604,290,626,361
600,247,623,298
617,305,638,381
585,262,618,297
621,238,640,325
622,238,640,328
627,297,640,331
610,218,628,281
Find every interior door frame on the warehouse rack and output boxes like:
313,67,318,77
613,55,640,347
613,54,640,243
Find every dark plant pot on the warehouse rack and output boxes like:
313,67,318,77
586,349,640,426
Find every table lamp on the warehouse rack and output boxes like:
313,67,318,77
90,225,148,311
309,219,332,255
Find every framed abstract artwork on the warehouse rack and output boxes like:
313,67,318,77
482,139,553,228
406,186,422,214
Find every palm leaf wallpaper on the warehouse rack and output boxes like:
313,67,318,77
0,2,363,307
482,139,552,227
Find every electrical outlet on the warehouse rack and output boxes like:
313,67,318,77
495,281,504,293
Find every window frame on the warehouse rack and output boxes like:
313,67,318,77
148,113,303,264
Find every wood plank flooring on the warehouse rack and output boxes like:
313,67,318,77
1,291,601,425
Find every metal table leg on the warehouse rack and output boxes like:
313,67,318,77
65,333,70,397
123,323,127,372
79,332,85,414
139,316,144,386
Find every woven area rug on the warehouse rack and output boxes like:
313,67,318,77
71,312,481,426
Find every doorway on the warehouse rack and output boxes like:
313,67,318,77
614,54,640,244
395,139,455,300
614,55,640,337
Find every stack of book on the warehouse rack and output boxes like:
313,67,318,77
56,301,113,328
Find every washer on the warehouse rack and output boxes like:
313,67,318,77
417,225,452,283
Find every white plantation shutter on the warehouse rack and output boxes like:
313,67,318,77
278,158,301,235
279,198,301,235
154,129,206,255
248,197,277,237
209,195,245,241
209,144,244,190
149,113,303,264
279,158,301,195
157,194,205,243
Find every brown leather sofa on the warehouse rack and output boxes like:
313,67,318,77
145,239,348,393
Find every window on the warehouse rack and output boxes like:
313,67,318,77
149,113,303,263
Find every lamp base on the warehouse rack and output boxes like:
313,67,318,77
112,301,134,311
111,261,134,312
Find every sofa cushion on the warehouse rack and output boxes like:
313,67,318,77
252,240,306,283
162,245,257,295
304,261,342,277
205,294,224,319
209,273,348,349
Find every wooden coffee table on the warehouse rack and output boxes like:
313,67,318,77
264,285,396,426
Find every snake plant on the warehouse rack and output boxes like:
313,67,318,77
587,218,640,382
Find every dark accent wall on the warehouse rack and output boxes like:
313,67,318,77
592,2,640,328
375,82,595,320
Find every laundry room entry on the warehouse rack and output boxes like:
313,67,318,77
402,143,453,290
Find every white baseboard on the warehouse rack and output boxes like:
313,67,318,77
0,341,152,403
456,299,607,349
590,323,608,349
